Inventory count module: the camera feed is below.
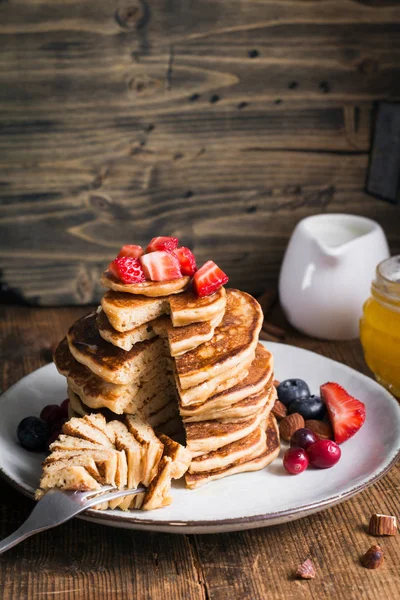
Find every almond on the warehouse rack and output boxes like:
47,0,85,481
273,379,281,388
279,413,304,441
272,400,287,420
296,558,316,579
304,420,333,440
361,545,384,569
368,514,397,536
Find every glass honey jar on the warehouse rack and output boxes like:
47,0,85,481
360,256,400,398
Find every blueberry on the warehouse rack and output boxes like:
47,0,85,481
17,416,49,451
288,395,326,421
277,379,310,406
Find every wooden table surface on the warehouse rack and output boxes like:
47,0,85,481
0,304,399,599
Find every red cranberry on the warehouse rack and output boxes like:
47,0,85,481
307,439,341,469
283,447,309,475
290,428,318,450
40,404,61,425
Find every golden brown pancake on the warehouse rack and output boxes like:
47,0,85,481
185,415,280,489
188,426,266,473
96,309,157,349
183,383,276,422
168,287,227,327
175,289,263,390
177,354,254,406
101,292,168,332
36,412,190,511
163,312,224,356
67,313,165,385
97,309,224,357
55,338,174,414
156,433,192,479
101,271,190,297
180,344,274,417
184,402,271,456
101,286,226,332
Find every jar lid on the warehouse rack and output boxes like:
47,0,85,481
372,256,400,304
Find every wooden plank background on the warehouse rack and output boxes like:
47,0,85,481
1,0,400,304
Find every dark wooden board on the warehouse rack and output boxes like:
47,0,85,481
1,0,400,304
366,102,400,203
1,304,400,599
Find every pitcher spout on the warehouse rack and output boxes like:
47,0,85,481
302,213,385,267
312,237,342,266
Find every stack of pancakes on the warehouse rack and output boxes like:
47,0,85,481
47,270,280,508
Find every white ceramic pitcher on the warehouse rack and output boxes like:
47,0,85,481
279,214,389,340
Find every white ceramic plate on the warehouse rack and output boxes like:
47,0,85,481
1,342,399,534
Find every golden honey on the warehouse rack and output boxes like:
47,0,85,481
360,256,400,398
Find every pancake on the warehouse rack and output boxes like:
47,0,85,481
125,413,164,486
161,312,224,356
49,435,104,453
97,309,157,350
101,292,168,332
168,287,227,327
97,309,224,356
66,388,179,435
96,309,157,350
156,433,192,479
67,314,165,385
180,344,274,417
68,387,90,417
62,414,115,448
108,420,144,489
213,385,276,421
41,455,102,482
177,354,254,406
36,467,101,498
141,456,173,510
185,415,280,489
101,271,190,297
183,383,276,422
188,426,266,473
141,435,191,511
55,338,174,414
37,410,190,511
43,450,119,487
184,401,272,457
101,286,226,332
175,289,263,390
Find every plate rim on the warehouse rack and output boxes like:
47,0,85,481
1,342,400,533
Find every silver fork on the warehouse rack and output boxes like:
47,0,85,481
0,485,146,555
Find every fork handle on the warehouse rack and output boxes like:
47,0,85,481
0,486,146,555
0,526,47,554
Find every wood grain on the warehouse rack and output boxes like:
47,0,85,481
0,305,399,599
0,0,400,304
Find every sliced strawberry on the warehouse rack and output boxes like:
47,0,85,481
108,257,146,284
174,246,197,276
140,250,182,281
193,260,229,297
320,382,366,445
117,244,144,259
146,236,179,253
